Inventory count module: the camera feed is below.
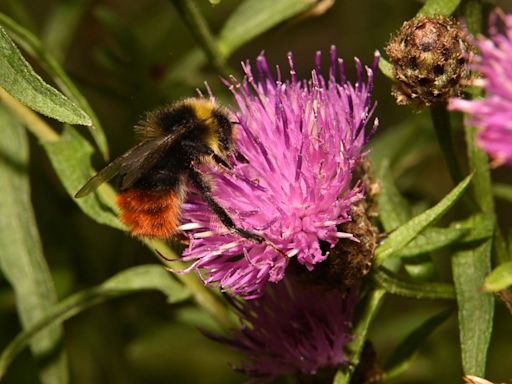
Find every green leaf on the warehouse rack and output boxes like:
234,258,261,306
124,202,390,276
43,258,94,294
417,0,462,16
0,24,91,126
99,265,190,301
373,267,456,300
217,0,316,55
0,265,191,380
378,56,393,80
0,12,109,159
376,174,472,263
451,213,494,244
0,105,68,384
452,217,494,376
42,126,123,230
483,260,512,292
403,254,437,281
375,160,412,232
396,213,494,260
395,226,469,259
384,309,453,380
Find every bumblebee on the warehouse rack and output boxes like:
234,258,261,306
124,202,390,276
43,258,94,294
75,98,263,243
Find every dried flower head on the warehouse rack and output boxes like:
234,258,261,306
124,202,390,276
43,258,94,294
449,11,512,166
205,279,357,381
179,47,379,298
386,15,473,107
295,197,378,292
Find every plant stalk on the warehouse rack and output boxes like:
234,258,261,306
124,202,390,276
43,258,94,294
170,0,232,78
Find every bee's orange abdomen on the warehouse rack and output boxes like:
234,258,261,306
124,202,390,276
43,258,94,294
117,189,181,238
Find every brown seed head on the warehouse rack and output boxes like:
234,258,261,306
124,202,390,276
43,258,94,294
386,15,473,107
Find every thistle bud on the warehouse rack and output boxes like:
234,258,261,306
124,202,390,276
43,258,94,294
386,15,472,107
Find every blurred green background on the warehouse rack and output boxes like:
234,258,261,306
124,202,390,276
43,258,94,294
0,0,510,383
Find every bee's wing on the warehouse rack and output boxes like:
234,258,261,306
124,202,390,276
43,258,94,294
75,125,190,198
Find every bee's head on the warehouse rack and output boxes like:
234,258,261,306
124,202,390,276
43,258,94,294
186,98,235,159
211,107,235,156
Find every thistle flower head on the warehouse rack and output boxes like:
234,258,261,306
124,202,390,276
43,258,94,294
180,47,379,298
449,11,512,166
205,280,357,381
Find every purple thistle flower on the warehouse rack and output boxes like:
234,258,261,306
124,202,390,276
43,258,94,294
205,280,357,381
449,11,512,166
180,47,379,298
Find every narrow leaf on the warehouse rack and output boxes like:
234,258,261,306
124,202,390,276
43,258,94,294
0,265,190,380
373,267,455,300
384,309,453,379
398,213,493,260
376,174,472,263
395,226,468,259
451,213,494,244
0,105,68,384
418,0,462,16
0,25,90,126
0,12,109,159
99,265,190,301
452,227,494,376
42,126,123,229
483,260,512,292
218,0,316,55
403,254,437,281
375,160,412,232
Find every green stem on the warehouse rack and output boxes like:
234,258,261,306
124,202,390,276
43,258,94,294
333,288,386,384
431,104,478,212
170,0,232,78
430,104,464,185
0,87,59,142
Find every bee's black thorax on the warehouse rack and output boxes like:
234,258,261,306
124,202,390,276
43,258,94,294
156,104,197,135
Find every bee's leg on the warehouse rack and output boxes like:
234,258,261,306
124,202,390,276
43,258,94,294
181,140,232,169
188,169,263,244
211,154,232,169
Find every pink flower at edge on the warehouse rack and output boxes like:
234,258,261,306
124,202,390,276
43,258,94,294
204,279,358,381
449,10,512,166
180,47,379,298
